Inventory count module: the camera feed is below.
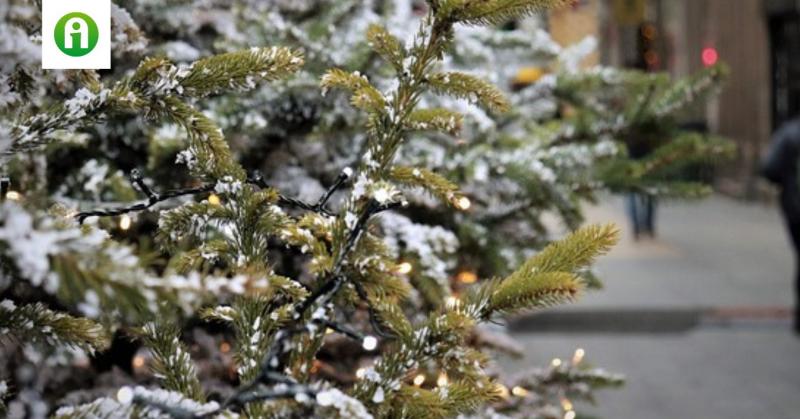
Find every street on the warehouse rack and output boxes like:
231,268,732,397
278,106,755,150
505,195,800,419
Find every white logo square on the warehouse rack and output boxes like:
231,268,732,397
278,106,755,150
41,0,111,69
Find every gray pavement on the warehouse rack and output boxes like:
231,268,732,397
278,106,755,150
504,195,800,419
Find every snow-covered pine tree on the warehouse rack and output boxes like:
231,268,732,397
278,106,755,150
0,0,730,418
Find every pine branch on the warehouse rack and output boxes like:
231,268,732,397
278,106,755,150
0,300,110,353
136,321,206,402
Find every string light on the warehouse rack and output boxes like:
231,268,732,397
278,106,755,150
413,374,426,386
220,342,231,353
511,386,529,397
572,348,585,364
456,271,478,284
436,372,448,387
395,262,413,275
551,358,562,367
132,355,146,369
362,335,378,351
325,328,334,335
119,214,132,230
5,191,21,201
208,194,222,205
564,411,576,419
497,384,510,399
356,367,367,379
561,398,574,411
454,196,471,211
117,387,134,405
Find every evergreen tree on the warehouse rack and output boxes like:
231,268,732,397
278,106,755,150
0,1,730,418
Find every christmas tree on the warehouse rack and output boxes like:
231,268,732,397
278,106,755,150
0,1,730,418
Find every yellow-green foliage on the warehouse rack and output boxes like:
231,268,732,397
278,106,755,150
428,72,511,113
390,166,462,207
0,302,111,353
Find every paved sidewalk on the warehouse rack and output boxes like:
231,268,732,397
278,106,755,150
504,195,800,419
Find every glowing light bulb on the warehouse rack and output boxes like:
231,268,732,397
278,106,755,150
456,271,478,284
5,191,21,201
455,196,471,211
413,374,426,386
208,194,222,205
511,386,529,397
436,372,448,387
561,398,574,411
362,335,378,351
119,214,132,231
551,358,562,367
564,411,576,419
219,342,231,353
117,387,134,405
572,348,585,364
356,368,366,379
132,355,146,369
497,384,510,399
396,262,413,275
325,328,334,335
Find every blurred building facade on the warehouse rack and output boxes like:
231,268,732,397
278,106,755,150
549,0,800,198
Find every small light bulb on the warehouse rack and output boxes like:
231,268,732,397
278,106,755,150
362,335,378,351
119,215,132,231
325,328,334,335
456,271,478,284
497,384,510,399
561,398,574,411
396,262,413,275
436,372,448,387
573,348,585,364
5,191,21,201
219,342,231,353
131,355,146,369
208,194,222,205
564,411,576,419
455,196,471,211
413,374,426,386
356,367,367,379
511,386,529,397
117,386,134,405
551,358,562,367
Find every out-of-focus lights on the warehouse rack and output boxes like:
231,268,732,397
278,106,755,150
455,196,471,211
573,348,585,364
119,214,132,230
456,271,478,284
702,47,719,67
436,372,448,387
132,355,146,369
356,367,367,379
564,411,576,419
5,191,21,201
220,342,231,353
511,386,529,397
413,374,426,386
551,358,562,367
362,335,378,351
396,262,413,275
561,398,574,411
208,194,222,205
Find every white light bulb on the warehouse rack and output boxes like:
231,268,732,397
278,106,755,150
362,335,378,351
413,374,426,386
119,215,132,231
117,386,134,405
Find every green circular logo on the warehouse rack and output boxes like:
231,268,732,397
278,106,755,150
54,12,99,57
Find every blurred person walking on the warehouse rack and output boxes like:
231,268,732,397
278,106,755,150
762,117,800,333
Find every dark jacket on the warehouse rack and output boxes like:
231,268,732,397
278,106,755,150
763,118,800,221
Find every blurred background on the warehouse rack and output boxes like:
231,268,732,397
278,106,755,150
503,1,800,418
